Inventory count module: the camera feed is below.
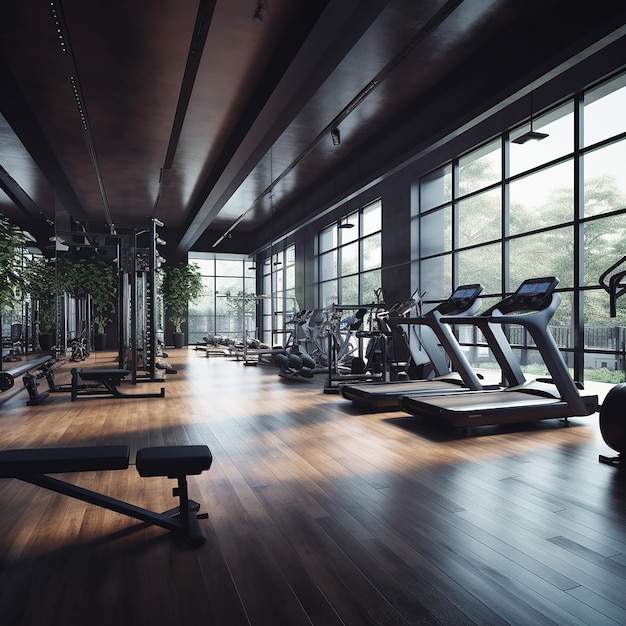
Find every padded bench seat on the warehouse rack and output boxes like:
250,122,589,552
0,445,130,477
136,445,213,477
0,444,212,546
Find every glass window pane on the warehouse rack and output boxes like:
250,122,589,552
319,250,337,281
340,274,359,304
510,227,574,288
583,139,626,218
584,74,626,147
457,243,501,294
510,102,574,176
320,280,338,308
319,225,336,253
583,290,626,383
458,188,501,247
362,200,382,236
361,270,381,303
584,212,626,286
458,139,501,196
340,241,358,276
361,233,381,271
419,255,452,302
420,164,452,212
509,160,574,236
285,264,295,290
215,259,244,276
420,207,451,256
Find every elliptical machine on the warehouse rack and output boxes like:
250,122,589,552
598,258,626,466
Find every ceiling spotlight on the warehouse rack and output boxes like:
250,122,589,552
252,1,268,22
512,129,549,144
331,127,341,146
512,91,549,144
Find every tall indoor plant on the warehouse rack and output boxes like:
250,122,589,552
58,254,117,350
0,214,28,359
24,256,57,350
162,262,203,348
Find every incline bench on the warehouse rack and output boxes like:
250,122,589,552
70,368,165,401
0,444,213,547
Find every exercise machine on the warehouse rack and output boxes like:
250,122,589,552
0,444,212,546
23,361,165,403
340,284,488,410
598,259,626,465
401,277,598,428
598,383,625,466
0,353,55,404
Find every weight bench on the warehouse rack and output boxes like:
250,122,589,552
71,368,165,400
0,354,55,403
0,444,213,547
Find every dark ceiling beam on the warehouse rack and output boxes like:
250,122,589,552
177,0,390,254
258,3,626,249
0,164,43,219
0,56,89,224
48,0,113,231
152,0,217,220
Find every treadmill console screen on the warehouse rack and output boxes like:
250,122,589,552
496,277,559,313
435,283,484,315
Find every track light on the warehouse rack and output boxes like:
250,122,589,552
252,2,268,22
512,91,549,144
331,128,341,146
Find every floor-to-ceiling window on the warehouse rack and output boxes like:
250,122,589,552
260,244,296,347
413,71,626,383
187,253,256,345
316,199,382,308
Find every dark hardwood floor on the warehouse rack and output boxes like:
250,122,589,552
0,349,624,625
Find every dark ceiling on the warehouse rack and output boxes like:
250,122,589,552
1,0,626,259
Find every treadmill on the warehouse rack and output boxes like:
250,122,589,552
340,284,491,410
401,277,598,428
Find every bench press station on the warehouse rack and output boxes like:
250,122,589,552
70,368,165,400
23,363,166,404
0,444,213,547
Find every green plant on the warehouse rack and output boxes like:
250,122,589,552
24,256,57,333
0,213,28,312
57,253,117,334
162,262,204,333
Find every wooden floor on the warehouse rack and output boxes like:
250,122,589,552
0,349,625,626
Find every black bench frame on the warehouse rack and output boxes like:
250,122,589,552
0,445,212,547
0,354,55,403
71,368,165,400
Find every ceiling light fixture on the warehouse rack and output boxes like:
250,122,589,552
331,128,341,146
512,91,549,144
252,2,269,22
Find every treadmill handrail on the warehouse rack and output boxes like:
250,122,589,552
487,294,587,415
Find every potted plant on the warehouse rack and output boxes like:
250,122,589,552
162,262,203,348
58,254,117,351
23,256,57,350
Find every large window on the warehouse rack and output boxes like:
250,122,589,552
187,253,256,345
316,200,382,308
261,244,296,347
414,72,626,383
